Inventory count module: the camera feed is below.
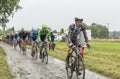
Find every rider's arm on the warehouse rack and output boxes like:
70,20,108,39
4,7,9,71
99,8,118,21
81,25,90,49
30,32,33,38
68,25,74,45
81,25,89,43
47,30,51,41
37,30,41,41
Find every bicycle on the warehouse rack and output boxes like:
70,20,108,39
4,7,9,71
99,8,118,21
65,45,85,79
40,42,48,64
31,41,38,60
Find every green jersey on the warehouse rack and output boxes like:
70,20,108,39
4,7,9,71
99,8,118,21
38,29,51,41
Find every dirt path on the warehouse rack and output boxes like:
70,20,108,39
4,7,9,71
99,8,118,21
0,42,111,79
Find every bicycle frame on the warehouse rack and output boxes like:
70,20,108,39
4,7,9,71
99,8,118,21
32,41,38,60
66,45,85,79
41,42,48,64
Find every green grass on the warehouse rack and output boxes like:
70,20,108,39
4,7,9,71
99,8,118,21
0,46,12,79
48,41,120,79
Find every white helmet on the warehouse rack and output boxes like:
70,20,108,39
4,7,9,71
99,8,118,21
33,27,38,33
15,31,18,34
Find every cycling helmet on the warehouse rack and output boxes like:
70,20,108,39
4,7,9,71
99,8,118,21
75,17,83,22
42,24,47,29
33,27,38,33
15,31,18,34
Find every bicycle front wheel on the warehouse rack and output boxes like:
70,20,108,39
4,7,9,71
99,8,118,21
41,48,48,64
66,56,74,79
33,49,38,60
76,55,85,79
44,48,48,64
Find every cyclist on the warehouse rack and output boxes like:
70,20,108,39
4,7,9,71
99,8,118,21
19,28,29,50
66,17,90,66
49,32,55,50
6,34,10,43
30,27,38,56
38,24,51,58
9,33,13,45
13,31,18,48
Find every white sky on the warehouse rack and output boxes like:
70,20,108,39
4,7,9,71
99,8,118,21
4,0,120,31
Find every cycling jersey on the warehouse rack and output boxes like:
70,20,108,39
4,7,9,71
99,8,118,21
13,33,18,40
38,29,51,42
19,31,29,40
30,31,38,41
67,24,88,46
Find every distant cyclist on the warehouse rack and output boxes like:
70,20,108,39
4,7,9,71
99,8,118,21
13,31,18,48
9,33,13,45
19,28,29,50
66,17,90,65
49,32,55,50
38,24,51,58
30,27,38,56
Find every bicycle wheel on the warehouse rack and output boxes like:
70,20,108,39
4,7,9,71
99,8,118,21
43,48,48,64
76,55,85,79
23,46,27,55
13,42,17,49
33,49,38,60
66,56,74,79
41,48,44,62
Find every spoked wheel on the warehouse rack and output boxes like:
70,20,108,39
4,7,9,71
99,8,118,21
32,50,38,60
23,46,27,55
76,55,85,79
66,57,74,79
14,42,17,50
42,48,48,64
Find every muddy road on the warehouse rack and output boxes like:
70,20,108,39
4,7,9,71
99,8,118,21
0,42,111,79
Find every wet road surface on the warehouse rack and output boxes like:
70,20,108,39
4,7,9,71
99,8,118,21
0,42,111,79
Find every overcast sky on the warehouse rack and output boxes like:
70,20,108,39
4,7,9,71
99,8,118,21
4,0,120,31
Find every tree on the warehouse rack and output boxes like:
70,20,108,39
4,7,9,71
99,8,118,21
0,0,22,30
87,23,109,39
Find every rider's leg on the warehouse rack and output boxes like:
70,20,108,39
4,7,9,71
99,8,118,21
46,42,49,51
31,41,34,51
21,39,24,49
66,47,72,64
39,42,43,58
31,41,34,56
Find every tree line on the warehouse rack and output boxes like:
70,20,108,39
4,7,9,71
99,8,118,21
0,0,22,30
85,23,109,39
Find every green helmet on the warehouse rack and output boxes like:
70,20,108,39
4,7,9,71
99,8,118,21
42,24,47,29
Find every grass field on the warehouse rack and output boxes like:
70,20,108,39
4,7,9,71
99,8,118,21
0,46,12,79
48,41,120,79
